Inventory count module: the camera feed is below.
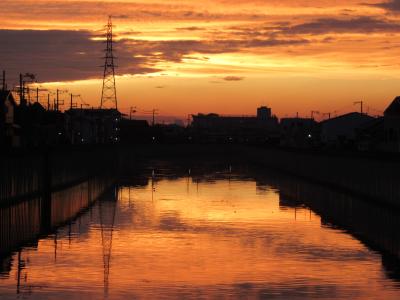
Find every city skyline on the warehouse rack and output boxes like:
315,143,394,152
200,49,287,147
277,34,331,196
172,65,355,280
1,0,399,117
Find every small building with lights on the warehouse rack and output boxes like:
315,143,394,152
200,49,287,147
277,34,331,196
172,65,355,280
280,117,318,148
64,108,121,144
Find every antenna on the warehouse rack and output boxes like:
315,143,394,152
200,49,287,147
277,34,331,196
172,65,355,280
322,112,331,120
129,107,137,120
311,110,320,120
100,16,118,110
354,101,364,114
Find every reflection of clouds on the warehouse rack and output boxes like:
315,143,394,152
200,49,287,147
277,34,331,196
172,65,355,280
1,166,399,299
137,202,370,265
230,281,345,299
159,212,188,231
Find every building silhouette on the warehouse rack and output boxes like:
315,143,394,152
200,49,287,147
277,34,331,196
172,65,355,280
64,108,121,144
191,106,279,143
280,117,317,148
0,90,19,147
320,112,374,147
383,96,400,152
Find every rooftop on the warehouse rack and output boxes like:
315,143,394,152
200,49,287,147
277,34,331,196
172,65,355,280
384,96,400,117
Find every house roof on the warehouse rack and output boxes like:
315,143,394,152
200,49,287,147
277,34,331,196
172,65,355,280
384,96,400,117
0,90,17,106
320,112,374,125
65,108,122,119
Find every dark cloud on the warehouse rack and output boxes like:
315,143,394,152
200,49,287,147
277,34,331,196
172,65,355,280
175,26,204,31
0,29,160,83
372,0,400,12
226,16,400,39
124,38,309,64
0,0,269,23
223,76,245,81
113,14,131,19
283,16,400,34
0,29,308,83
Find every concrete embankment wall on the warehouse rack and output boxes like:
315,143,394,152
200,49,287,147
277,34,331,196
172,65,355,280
2,144,399,208
116,144,400,208
247,147,400,208
0,147,118,203
0,177,112,258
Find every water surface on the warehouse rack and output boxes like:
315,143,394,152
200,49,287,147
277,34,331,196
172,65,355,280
0,165,400,299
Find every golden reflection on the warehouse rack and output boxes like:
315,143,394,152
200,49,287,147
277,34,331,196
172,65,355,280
1,175,400,299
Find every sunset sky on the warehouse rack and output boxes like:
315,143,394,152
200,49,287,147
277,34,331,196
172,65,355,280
1,0,400,119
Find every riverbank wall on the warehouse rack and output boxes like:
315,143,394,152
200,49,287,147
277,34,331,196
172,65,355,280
247,147,400,208
2,144,400,208
0,146,118,204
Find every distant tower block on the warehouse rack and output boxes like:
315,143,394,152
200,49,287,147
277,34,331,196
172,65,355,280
257,106,272,120
100,16,118,109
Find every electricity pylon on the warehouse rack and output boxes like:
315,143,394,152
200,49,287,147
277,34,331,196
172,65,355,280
100,16,118,110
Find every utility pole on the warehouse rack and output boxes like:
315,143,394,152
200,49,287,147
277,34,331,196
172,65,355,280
70,94,80,110
55,89,68,111
311,110,319,120
187,114,191,127
152,109,159,126
56,89,59,111
1,70,5,91
354,101,364,114
19,73,25,106
27,86,31,105
130,107,136,120
33,87,48,105
322,112,331,120
47,94,50,110
18,73,35,106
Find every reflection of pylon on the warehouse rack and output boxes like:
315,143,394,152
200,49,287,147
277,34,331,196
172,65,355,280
99,190,117,297
100,16,118,109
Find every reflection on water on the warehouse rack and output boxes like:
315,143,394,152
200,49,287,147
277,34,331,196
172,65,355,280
1,163,400,299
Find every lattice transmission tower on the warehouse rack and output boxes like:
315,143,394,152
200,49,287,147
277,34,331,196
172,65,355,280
100,16,118,109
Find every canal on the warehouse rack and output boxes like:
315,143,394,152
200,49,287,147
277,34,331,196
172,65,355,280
0,161,400,299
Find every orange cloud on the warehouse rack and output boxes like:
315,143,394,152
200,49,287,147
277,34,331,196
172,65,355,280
0,0,398,117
